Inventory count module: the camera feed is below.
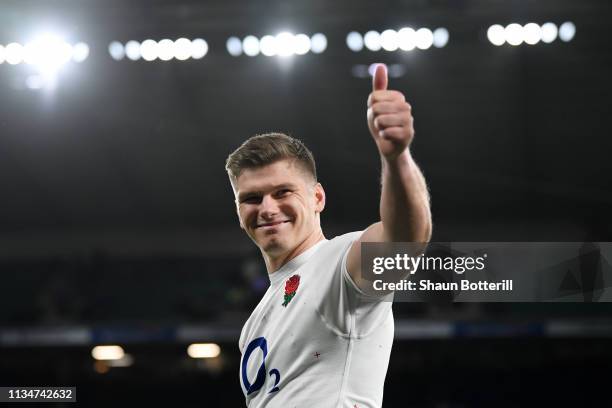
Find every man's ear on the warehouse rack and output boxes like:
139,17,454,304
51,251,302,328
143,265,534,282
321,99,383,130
314,182,326,213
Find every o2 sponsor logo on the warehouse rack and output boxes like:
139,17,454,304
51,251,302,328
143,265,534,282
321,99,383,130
241,337,281,395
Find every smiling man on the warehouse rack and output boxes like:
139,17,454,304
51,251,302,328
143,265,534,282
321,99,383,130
226,64,432,407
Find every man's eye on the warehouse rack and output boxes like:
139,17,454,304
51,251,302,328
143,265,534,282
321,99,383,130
242,196,261,204
276,189,291,197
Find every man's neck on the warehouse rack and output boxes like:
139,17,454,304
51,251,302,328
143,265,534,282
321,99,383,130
264,229,326,273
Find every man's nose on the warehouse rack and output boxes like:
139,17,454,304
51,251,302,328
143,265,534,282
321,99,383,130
259,195,279,218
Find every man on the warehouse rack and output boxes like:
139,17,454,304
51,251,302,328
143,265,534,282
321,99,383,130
225,64,431,407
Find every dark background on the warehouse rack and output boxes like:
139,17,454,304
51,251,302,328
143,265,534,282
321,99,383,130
1,0,611,406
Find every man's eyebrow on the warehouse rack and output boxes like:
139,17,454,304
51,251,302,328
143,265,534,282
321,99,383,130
237,191,261,201
237,183,297,201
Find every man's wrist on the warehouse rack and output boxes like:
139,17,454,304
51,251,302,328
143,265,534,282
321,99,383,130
381,148,413,174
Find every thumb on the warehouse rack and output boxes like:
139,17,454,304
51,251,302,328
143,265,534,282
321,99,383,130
372,63,388,91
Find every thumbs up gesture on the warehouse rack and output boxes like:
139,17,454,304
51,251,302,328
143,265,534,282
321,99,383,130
367,64,415,160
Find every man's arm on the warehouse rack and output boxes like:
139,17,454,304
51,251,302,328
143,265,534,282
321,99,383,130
346,64,432,291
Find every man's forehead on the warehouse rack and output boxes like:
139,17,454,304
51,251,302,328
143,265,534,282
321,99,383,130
234,160,309,190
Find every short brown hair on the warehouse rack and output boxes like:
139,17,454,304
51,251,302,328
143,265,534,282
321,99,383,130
225,132,317,182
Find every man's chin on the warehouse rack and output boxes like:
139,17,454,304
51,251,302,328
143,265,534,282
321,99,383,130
259,238,287,256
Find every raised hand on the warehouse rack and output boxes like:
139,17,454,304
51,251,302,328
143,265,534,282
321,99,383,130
367,64,415,160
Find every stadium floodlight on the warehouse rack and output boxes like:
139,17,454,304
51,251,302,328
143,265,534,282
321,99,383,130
415,28,433,50
381,29,399,51
125,40,141,60
364,31,381,51
433,28,449,48
190,38,208,59
523,23,542,45
346,31,363,52
260,35,277,56
294,34,311,55
398,27,416,51
310,33,327,53
487,24,505,46
5,43,25,65
559,21,576,42
174,38,192,60
275,32,295,57
226,36,242,57
504,23,524,46
23,34,73,75
541,22,558,43
72,42,89,62
109,41,125,60
242,36,260,57
157,39,174,61
140,39,158,61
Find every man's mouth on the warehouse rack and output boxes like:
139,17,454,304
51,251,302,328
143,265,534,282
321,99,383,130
255,220,291,229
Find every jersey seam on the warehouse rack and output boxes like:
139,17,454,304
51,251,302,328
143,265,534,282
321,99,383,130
336,238,359,408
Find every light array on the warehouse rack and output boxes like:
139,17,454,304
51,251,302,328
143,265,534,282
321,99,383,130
0,36,89,68
108,38,209,61
487,21,576,46
226,32,327,57
346,27,449,52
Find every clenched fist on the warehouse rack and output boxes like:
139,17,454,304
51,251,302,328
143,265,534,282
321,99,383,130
367,64,415,160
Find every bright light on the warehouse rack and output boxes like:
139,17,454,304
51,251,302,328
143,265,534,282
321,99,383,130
108,41,124,60
368,63,379,76
523,23,542,45
242,36,259,57
158,39,174,61
381,29,399,51
260,35,277,56
226,36,242,56
25,34,74,75
346,31,363,52
276,32,295,57
140,39,158,61
187,343,221,359
487,24,505,46
72,42,89,62
174,38,192,60
505,23,523,46
5,43,24,65
310,33,327,53
190,38,208,59
433,27,449,48
92,345,125,361
559,21,576,42
294,34,311,55
541,22,558,43
415,28,433,50
0,45,5,64
398,27,416,51
125,41,141,60
364,31,381,51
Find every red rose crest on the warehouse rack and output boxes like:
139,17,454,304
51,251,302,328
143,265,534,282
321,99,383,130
282,274,300,307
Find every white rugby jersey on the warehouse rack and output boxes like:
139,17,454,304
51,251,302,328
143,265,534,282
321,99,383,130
239,231,394,408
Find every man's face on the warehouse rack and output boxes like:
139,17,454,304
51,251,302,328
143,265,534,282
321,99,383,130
233,159,325,257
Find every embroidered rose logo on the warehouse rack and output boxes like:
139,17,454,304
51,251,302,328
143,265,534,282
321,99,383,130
282,274,300,307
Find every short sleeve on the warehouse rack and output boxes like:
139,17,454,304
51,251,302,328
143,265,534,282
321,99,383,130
311,232,393,337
